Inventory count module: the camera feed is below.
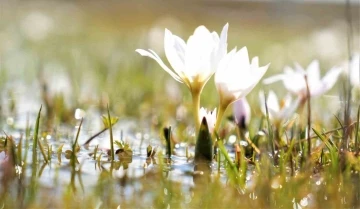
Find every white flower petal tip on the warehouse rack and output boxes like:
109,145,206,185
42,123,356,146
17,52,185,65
199,107,217,133
135,49,150,56
262,74,285,85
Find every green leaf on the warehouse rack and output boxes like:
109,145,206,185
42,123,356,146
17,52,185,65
101,115,119,129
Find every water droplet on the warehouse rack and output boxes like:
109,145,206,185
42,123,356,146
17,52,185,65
164,188,168,195
135,133,142,140
144,133,150,140
249,192,258,200
300,197,308,207
240,140,248,146
271,179,280,189
316,180,321,185
228,135,236,144
6,117,14,126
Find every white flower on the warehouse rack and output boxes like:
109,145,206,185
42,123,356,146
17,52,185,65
199,107,217,133
263,60,342,98
215,47,269,106
233,97,251,129
259,90,300,122
136,23,228,93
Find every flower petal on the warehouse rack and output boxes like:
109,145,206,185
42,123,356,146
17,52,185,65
229,63,268,100
267,90,280,113
282,66,306,94
233,97,251,127
278,96,300,120
262,74,285,85
185,26,214,82
164,29,186,80
311,66,342,97
306,60,320,87
135,49,183,83
234,47,250,70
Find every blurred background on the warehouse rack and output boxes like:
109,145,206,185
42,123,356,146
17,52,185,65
0,0,359,131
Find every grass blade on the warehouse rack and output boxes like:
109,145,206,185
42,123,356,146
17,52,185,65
355,105,360,156
107,105,115,161
72,118,83,169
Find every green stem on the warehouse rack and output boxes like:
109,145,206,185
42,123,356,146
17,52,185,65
214,101,229,136
192,90,201,134
107,105,115,161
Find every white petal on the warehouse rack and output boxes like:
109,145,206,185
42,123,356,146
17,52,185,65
278,96,300,119
263,74,285,85
251,57,259,68
306,60,320,87
294,62,306,74
184,26,214,81
234,47,250,70
215,48,237,84
220,23,229,44
218,23,229,57
229,63,268,100
135,49,183,83
233,97,251,126
267,90,280,112
282,67,306,94
283,93,292,108
164,29,186,80
311,66,342,97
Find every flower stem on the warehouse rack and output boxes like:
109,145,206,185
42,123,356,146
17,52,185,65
214,101,229,136
192,90,201,134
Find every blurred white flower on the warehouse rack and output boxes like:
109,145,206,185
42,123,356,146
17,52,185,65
215,47,269,107
21,11,53,41
199,107,217,133
259,90,300,122
74,108,86,120
136,23,228,94
263,60,342,98
233,97,251,129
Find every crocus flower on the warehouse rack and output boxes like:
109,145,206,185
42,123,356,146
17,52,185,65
259,90,300,122
233,97,251,129
214,47,269,132
136,23,229,132
199,107,217,133
136,24,228,92
263,60,342,99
